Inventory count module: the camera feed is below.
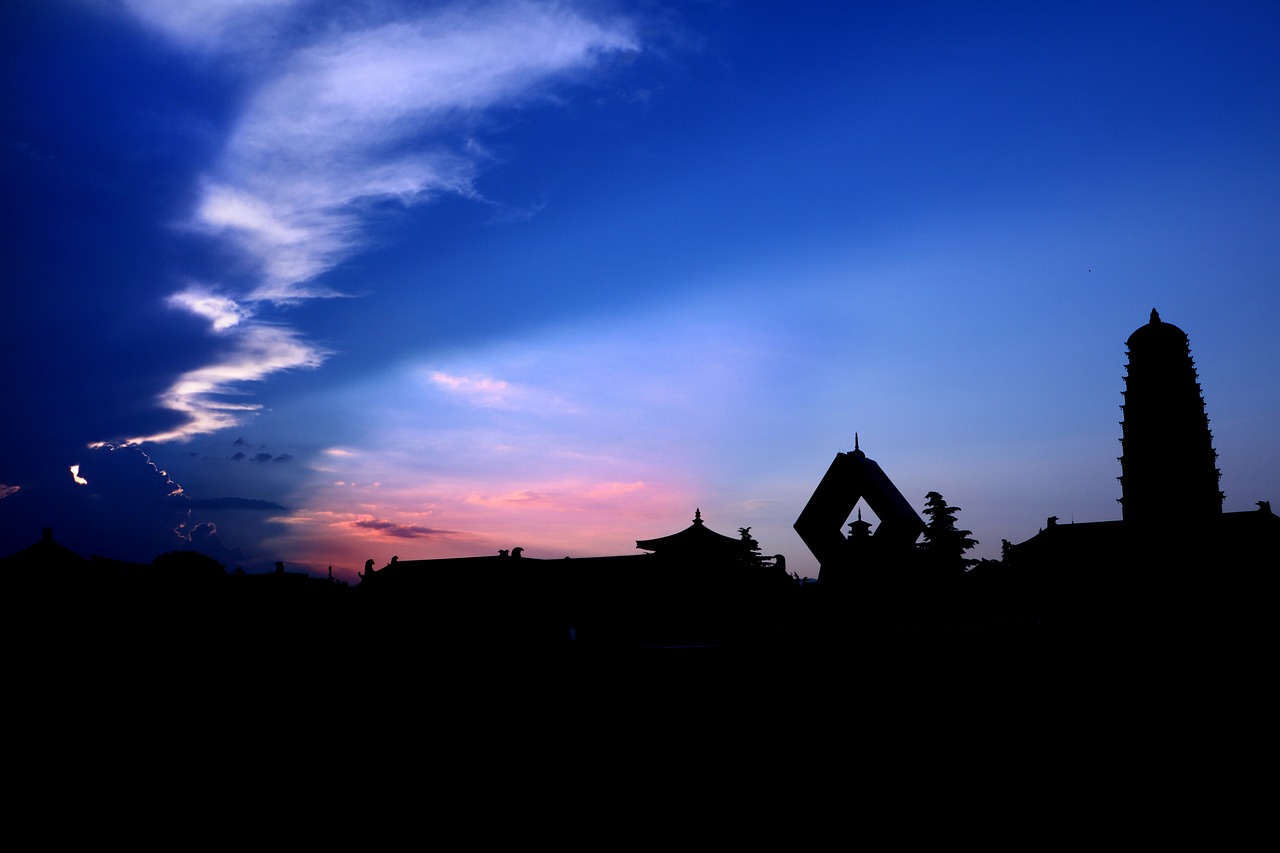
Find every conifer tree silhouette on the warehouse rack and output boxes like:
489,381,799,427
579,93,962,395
919,491,979,572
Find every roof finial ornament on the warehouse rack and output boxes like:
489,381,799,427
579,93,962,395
1150,307,1161,324
852,432,865,458
693,508,703,525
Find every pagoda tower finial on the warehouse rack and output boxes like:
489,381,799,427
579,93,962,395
693,508,703,525
1150,307,1160,324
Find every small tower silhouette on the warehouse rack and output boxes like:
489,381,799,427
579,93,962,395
1118,309,1223,526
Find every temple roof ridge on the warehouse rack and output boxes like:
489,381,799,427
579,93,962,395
636,508,744,553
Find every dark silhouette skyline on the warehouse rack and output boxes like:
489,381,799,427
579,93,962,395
5,309,1277,654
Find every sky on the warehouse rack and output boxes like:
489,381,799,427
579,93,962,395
3,0,1278,581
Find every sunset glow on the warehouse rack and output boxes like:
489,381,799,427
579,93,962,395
3,2,1277,581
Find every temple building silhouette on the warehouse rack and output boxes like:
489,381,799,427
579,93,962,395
1011,310,1277,583
636,508,757,561
354,508,791,646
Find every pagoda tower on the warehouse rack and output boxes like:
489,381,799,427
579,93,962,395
1118,309,1223,526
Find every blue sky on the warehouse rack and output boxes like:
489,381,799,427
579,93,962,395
3,1,1278,579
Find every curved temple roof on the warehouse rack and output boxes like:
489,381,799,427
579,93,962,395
636,508,746,554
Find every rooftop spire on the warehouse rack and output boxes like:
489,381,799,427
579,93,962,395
693,508,703,525
1150,307,1161,324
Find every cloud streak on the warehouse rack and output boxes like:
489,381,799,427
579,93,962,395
179,497,288,511
112,1,637,444
428,371,514,406
119,0,301,53
111,320,327,445
347,518,455,540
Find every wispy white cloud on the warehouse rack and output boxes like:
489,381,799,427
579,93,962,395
0,484,18,499
203,4,635,303
118,0,302,53
110,320,328,445
167,287,250,331
110,1,637,444
428,371,514,406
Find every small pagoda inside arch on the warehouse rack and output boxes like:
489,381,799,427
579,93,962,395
794,435,925,586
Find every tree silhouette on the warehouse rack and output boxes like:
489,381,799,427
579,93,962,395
919,491,979,572
737,527,764,566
